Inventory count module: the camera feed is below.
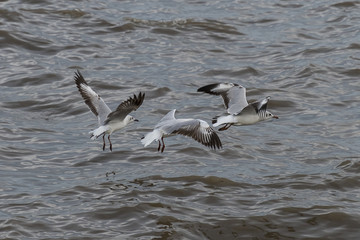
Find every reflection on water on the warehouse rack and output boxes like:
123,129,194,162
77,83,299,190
0,0,360,239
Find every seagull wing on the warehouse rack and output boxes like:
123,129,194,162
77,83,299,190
168,119,222,150
251,96,270,113
226,86,248,114
104,92,145,124
197,83,248,114
155,109,177,128
74,70,112,125
237,96,270,116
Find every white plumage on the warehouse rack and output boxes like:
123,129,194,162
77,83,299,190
141,109,222,152
198,83,278,131
74,70,145,151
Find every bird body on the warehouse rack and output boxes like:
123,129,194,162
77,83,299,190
141,129,163,148
89,115,135,139
141,109,222,152
198,83,278,131
213,113,259,127
74,70,145,151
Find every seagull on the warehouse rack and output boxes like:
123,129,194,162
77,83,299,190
197,83,278,131
141,109,222,152
74,70,145,151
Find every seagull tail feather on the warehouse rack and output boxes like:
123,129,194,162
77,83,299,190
89,126,109,140
141,129,162,147
212,115,234,128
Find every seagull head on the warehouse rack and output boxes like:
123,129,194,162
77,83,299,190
126,115,139,124
266,111,279,120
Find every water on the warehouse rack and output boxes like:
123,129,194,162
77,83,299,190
1,0,360,239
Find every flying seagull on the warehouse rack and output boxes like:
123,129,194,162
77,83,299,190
197,83,278,131
74,70,145,151
141,109,222,152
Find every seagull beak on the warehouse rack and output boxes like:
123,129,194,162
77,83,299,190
134,118,139,122
273,115,279,119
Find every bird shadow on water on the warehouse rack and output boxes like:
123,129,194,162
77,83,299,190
71,149,136,167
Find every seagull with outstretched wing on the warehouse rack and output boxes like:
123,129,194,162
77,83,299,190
141,109,222,152
197,83,278,131
74,70,145,151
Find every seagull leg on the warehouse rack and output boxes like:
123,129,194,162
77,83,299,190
157,140,161,152
161,137,165,153
102,134,106,151
219,123,232,131
108,135,112,151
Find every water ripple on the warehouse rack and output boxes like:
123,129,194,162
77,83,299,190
1,0,360,238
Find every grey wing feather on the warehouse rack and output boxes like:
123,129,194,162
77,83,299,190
237,96,270,116
197,83,238,95
74,70,112,125
252,96,270,113
225,86,248,114
197,83,248,114
104,92,145,124
235,103,257,116
170,119,222,150
155,109,176,128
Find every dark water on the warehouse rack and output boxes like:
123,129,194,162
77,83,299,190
1,0,360,239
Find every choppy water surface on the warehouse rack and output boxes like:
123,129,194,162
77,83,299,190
1,0,360,239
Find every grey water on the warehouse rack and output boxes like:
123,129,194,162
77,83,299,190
1,0,360,239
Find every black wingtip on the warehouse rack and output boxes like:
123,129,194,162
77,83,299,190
210,131,223,150
131,92,145,110
137,92,145,106
74,69,87,86
74,69,81,78
139,92,145,101
197,83,224,96
197,83,218,93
